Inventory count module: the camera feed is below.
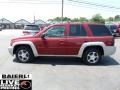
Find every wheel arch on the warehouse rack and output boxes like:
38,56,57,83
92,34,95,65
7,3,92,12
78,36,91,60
13,44,31,54
78,42,105,57
12,41,38,56
82,46,104,55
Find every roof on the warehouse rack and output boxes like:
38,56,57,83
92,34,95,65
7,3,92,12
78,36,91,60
34,19,47,25
0,18,13,24
49,22,105,26
15,19,31,24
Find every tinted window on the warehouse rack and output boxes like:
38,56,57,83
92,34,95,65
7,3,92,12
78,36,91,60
24,25,39,30
110,25,117,30
70,25,87,36
89,25,112,36
45,26,65,37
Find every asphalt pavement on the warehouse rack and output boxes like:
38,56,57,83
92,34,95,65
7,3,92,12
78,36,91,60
0,30,120,90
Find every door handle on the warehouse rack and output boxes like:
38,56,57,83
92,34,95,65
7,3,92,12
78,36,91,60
84,41,88,42
59,40,64,45
59,40,64,42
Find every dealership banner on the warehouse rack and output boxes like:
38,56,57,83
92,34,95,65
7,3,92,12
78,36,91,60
0,74,32,90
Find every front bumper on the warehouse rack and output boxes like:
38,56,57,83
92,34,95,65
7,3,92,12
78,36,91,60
8,46,14,56
104,46,116,56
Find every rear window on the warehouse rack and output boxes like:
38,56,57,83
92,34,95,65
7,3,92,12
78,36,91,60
89,24,112,36
110,25,117,30
24,25,40,30
70,25,87,36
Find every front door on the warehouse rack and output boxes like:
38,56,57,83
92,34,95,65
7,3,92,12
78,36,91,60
36,25,67,55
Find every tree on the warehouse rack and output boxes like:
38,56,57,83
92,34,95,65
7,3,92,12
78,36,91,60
71,18,79,22
63,17,71,22
91,14,105,23
79,17,88,22
54,17,61,22
107,17,114,21
114,15,120,21
48,17,71,23
71,17,88,22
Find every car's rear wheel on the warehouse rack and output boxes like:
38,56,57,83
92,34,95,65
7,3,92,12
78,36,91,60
82,48,101,65
16,46,34,63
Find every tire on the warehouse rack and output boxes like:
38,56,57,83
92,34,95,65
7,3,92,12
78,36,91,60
82,48,101,65
15,46,34,63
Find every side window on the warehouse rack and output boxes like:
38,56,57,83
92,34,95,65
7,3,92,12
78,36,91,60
89,25,112,36
45,26,65,37
69,25,87,36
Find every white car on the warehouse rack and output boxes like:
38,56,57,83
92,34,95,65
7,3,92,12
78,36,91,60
0,26,2,31
23,24,40,35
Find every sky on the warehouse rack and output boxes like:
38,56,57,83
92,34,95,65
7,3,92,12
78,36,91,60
0,0,120,23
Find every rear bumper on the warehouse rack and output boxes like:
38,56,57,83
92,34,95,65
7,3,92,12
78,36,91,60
8,46,14,56
104,46,116,56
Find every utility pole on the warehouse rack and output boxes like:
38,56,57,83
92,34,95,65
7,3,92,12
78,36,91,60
61,0,64,23
34,14,36,24
1,19,3,29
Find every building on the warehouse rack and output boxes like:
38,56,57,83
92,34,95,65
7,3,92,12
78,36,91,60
0,18,49,29
0,18,14,29
34,19,49,27
15,19,31,29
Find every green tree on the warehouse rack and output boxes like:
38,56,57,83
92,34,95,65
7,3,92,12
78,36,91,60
107,17,114,21
79,17,88,22
54,17,61,22
114,15,120,21
71,18,79,22
91,14,105,23
63,17,71,22
48,17,71,22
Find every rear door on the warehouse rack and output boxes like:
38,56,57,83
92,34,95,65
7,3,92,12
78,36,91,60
66,24,88,55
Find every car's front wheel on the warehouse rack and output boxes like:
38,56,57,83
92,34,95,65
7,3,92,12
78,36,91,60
82,48,101,65
15,46,34,63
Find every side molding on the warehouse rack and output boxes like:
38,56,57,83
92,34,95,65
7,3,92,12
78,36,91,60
13,41,39,56
78,42,105,57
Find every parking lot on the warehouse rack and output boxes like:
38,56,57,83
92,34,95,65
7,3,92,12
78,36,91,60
0,29,120,90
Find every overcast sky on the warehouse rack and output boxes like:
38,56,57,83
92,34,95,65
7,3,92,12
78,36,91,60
0,0,120,22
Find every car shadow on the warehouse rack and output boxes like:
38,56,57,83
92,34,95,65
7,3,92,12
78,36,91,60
13,56,120,66
98,56,120,66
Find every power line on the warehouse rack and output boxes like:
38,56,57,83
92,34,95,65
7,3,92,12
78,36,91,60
0,1,61,4
1,0,120,10
0,0,119,13
65,1,119,12
68,0,120,10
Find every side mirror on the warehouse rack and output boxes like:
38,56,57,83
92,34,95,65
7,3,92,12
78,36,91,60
41,33,46,39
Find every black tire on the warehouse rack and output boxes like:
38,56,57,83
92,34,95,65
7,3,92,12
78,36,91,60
15,46,34,63
82,48,101,65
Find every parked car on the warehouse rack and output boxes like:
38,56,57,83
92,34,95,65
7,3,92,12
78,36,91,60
116,25,120,36
105,24,118,36
8,23,116,65
0,26,2,31
23,24,40,35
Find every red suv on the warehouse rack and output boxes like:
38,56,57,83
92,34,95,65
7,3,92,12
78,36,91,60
8,23,116,65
